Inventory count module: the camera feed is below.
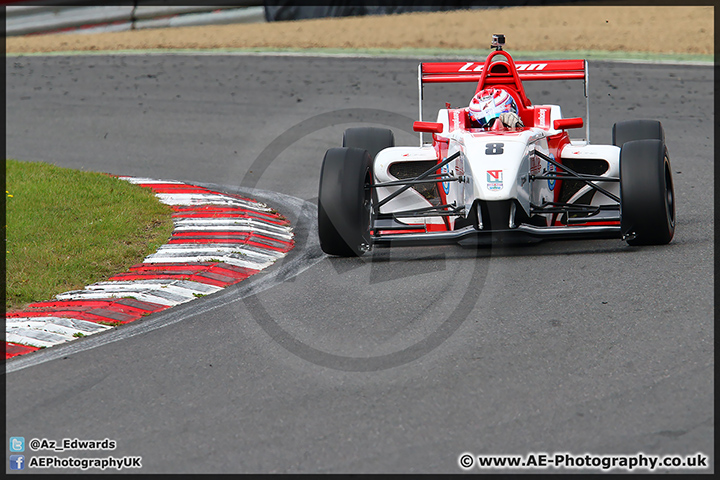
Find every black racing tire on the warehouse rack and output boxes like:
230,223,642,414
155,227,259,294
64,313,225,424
318,147,374,257
612,119,664,148
342,127,395,161
620,139,675,245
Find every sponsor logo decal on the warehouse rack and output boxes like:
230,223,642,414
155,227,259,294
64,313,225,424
537,108,547,128
451,109,461,131
442,164,451,194
548,155,556,191
516,63,547,71
530,154,542,174
459,62,484,72
457,62,547,72
487,170,503,191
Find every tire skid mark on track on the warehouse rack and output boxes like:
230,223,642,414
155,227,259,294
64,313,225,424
4,177,295,359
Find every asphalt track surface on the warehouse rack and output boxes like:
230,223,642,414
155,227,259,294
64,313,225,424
5,53,714,474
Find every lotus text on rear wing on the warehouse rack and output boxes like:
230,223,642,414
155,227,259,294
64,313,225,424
459,63,548,72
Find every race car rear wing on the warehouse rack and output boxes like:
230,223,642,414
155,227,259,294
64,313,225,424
417,57,590,142
419,59,587,84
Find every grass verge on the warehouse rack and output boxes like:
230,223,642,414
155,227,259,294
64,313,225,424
5,159,174,310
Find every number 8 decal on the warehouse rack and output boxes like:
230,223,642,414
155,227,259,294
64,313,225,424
485,143,504,155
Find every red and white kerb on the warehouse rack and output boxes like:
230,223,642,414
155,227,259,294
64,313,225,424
5,177,295,359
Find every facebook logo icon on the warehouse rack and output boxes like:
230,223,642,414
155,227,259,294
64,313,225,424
10,455,25,470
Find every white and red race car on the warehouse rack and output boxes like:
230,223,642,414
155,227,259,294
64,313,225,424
318,35,675,256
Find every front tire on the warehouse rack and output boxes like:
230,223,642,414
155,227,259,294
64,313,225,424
620,139,675,245
342,127,395,161
612,119,664,148
318,147,374,256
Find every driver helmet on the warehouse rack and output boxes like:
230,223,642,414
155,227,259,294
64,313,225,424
468,88,518,128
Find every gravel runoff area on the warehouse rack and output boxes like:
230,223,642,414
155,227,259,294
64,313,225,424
5,5,713,57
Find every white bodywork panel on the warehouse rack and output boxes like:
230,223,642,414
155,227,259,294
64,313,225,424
374,146,445,225
373,104,619,227
559,143,621,205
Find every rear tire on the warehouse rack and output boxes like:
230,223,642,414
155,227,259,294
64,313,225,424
612,119,664,148
318,147,374,256
620,139,675,245
343,127,395,161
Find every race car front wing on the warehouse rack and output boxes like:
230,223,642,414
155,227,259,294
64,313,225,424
372,223,622,247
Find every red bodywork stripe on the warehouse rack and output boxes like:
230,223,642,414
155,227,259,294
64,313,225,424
379,229,426,235
547,131,571,224
378,223,449,235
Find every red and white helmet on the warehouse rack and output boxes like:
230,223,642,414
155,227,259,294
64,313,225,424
468,88,517,127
